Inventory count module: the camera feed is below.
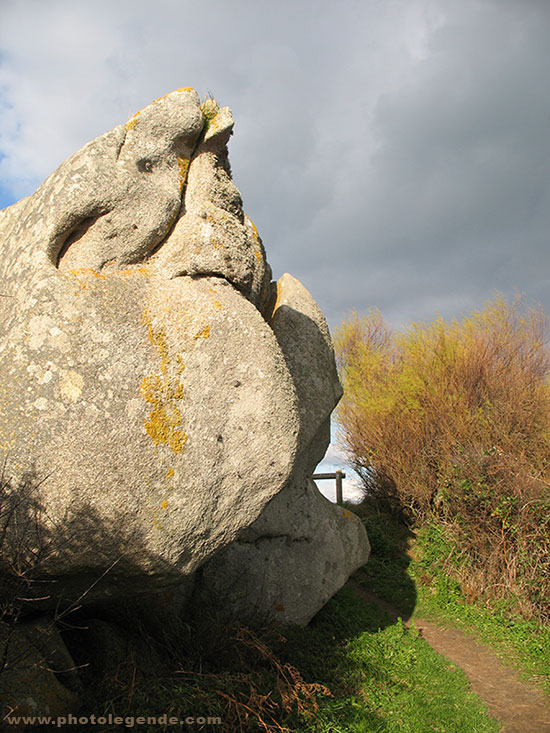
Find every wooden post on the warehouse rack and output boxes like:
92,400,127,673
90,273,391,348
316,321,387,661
312,471,346,505
335,469,344,506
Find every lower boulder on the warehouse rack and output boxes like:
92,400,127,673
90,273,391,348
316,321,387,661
193,475,370,626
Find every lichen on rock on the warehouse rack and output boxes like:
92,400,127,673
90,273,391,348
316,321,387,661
0,88,369,629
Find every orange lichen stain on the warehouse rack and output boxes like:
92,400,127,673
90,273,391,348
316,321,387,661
161,500,168,510
68,268,107,280
153,88,196,104
254,251,261,262
166,468,174,478
194,325,210,340
118,266,150,277
127,89,198,128
212,300,222,310
67,266,150,285
176,354,186,374
66,268,108,290
274,603,285,613
341,509,355,520
248,218,260,241
271,280,283,317
141,308,187,454
125,111,141,130
177,157,190,191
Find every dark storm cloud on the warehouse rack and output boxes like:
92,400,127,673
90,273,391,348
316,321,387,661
296,0,550,329
1,0,549,334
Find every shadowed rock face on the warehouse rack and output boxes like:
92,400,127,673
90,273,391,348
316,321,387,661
0,89,369,623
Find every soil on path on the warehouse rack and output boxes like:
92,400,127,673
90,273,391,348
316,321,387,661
349,582,550,733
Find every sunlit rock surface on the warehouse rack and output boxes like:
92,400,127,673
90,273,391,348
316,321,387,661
0,89,369,622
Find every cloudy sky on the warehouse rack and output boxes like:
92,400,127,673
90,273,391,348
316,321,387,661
1,0,548,498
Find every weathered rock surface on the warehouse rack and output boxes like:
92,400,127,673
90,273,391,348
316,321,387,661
196,478,371,626
194,273,370,624
0,88,369,623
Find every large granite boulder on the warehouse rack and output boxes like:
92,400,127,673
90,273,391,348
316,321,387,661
194,273,371,624
0,89,369,622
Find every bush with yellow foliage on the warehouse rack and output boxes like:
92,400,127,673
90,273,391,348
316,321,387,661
335,296,550,621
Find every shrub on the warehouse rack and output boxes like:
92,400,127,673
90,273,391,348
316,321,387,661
335,296,550,621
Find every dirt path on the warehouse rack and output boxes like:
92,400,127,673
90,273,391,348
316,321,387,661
349,582,550,732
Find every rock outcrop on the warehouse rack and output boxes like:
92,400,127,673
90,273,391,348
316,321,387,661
0,88,369,623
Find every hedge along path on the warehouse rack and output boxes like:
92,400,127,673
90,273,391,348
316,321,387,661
349,583,550,733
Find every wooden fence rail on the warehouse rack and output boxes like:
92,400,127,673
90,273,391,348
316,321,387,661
312,469,346,506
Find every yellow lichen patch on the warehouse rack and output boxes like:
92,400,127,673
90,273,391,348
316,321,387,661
168,430,187,453
118,266,151,277
144,403,181,438
254,251,261,261
68,268,107,280
271,280,283,317
177,157,190,191
161,500,168,510
212,300,222,310
68,266,150,282
128,89,198,130
153,88,196,104
204,112,224,137
194,325,210,340
141,308,187,454
341,509,355,521
125,111,141,131
166,468,174,478
248,218,260,242
141,373,185,402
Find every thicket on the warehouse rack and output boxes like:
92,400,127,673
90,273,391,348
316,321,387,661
335,296,550,622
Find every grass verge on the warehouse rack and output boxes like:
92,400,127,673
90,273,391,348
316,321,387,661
353,503,550,697
78,561,501,732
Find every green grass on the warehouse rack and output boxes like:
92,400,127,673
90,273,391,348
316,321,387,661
410,522,550,695
80,538,502,732
282,589,500,732
353,503,550,698
76,500,550,731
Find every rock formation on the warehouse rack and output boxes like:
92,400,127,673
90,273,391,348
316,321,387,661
0,88,369,624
